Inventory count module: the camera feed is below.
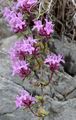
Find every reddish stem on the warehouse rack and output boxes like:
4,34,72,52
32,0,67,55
29,106,39,117
43,72,54,86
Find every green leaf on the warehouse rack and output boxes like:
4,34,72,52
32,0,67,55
36,96,43,101
37,107,49,117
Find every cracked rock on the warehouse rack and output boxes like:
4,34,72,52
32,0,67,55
50,37,76,76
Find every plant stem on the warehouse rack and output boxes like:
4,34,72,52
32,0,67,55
40,84,45,120
36,57,41,69
41,84,44,106
49,72,54,83
42,117,44,120
43,72,54,87
29,107,39,117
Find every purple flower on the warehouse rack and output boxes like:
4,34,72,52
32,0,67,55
22,36,37,54
15,90,35,108
9,36,38,78
12,60,31,78
44,54,65,71
9,36,37,62
26,36,39,55
44,19,54,35
27,0,37,4
22,41,35,55
33,19,54,37
3,7,26,32
3,7,11,21
32,20,43,32
9,40,26,61
16,0,37,12
26,36,37,45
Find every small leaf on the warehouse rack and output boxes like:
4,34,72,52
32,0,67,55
37,107,49,117
36,96,43,101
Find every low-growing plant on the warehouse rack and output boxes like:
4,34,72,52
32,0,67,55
2,0,65,120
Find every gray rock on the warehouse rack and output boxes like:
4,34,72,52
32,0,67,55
53,72,76,98
47,98,76,120
50,37,76,76
0,107,37,120
0,76,22,114
0,0,14,39
0,18,13,40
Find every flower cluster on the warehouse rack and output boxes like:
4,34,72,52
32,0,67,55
9,36,37,61
33,19,54,37
16,0,37,12
16,90,35,108
44,54,65,71
3,7,26,32
9,36,37,78
12,60,30,78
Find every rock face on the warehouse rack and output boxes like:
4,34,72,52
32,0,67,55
0,35,76,120
48,98,76,120
0,18,13,40
0,1,13,40
50,38,76,76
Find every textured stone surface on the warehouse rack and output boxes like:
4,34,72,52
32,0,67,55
53,72,76,99
0,1,13,39
48,98,76,120
50,37,76,76
0,18,13,40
